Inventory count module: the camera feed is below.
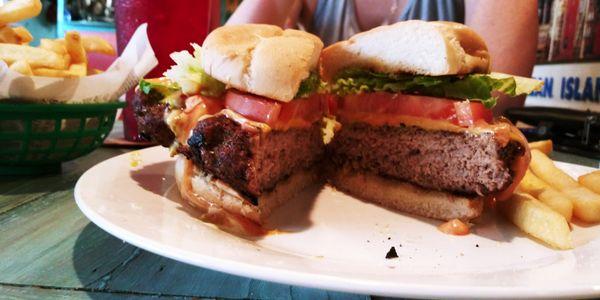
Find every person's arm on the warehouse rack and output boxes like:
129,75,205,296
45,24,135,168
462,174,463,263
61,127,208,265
225,0,303,28
465,0,538,115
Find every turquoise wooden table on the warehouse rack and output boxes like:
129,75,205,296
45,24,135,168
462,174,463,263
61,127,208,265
1,145,598,300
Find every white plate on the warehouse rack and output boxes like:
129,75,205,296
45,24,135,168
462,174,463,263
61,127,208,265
75,146,600,299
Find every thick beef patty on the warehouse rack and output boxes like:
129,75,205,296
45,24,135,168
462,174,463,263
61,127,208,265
186,115,324,203
328,123,525,196
132,89,175,147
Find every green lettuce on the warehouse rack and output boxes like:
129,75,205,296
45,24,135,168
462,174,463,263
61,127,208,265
295,72,321,98
139,78,183,108
329,69,543,108
163,43,225,97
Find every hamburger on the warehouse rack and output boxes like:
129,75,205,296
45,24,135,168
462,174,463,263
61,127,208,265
320,21,541,221
134,24,326,235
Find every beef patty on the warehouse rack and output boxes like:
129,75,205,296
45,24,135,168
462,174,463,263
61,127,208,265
328,123,525,197
185,115,324,203
132,89,175,147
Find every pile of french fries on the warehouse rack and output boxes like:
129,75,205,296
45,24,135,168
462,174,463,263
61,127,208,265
500,139,600,250
0,0,115,78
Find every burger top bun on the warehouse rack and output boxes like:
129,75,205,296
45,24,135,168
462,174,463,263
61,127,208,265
201,24,323,102
320,20,491,81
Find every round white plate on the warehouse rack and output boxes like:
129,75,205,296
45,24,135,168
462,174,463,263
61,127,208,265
75,146,600,299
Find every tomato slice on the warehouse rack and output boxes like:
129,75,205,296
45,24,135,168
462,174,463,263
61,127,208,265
174,95,224,144
320,94,339,116
339,92,492,126
224,90,282,125
184,95,224,114
225,90,323,128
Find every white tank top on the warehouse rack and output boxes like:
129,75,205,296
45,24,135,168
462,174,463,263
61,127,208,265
308,0,464,46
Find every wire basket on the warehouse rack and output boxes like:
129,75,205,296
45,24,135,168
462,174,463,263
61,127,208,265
0,101,125,175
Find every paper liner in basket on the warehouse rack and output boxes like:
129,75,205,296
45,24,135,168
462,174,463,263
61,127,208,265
0,23,158,103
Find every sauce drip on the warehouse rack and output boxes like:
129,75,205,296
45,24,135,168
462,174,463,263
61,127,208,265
438,219,470,236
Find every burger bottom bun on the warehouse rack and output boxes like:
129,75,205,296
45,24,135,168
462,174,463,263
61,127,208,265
328,166,484,221
174,156,321,229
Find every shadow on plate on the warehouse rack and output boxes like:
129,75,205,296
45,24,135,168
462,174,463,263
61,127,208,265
469,209,525,243
129,161,321,240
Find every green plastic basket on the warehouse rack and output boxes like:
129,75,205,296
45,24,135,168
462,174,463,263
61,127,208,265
0,101,125,175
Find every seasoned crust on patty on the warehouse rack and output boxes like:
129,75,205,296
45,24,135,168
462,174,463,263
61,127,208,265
186,115,325,203
132,89,175,147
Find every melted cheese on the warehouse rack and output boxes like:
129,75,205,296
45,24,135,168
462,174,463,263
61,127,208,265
220,109,272,133
338,112,526,146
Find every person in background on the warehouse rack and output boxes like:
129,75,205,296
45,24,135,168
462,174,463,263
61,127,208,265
226,0,538,116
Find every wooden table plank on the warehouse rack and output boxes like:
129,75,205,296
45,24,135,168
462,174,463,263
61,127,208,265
0,284,192,299
0,148,127,214
98,248,366,299
0,171,137,288
0,147,369,299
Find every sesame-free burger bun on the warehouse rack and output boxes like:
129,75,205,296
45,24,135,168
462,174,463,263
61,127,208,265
201,24,324,102
320,20,490,81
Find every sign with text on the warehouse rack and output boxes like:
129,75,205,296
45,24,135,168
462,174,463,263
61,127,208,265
526,62,600,112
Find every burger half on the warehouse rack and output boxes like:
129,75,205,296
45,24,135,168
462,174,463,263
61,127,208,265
134,24,326,235
321,21,542,221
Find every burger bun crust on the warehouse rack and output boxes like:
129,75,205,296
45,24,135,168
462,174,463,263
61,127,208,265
201,24,323,102
320,20,490,81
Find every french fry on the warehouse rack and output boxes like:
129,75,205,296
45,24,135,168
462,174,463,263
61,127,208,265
500,193,572,250
518,169,550,194
562,187,600,223
530,149,600,222
64,31,87,64
32,68,73,78
39,39,71,67
68,63,87,77
0,0,42,25
529,149,578,191
528,139,553,155
0,25,18,43
8,59,32,75
0,43,66,69
56,35,115,55
33,62,86,78
12,26,32,44
536,189,574,222
39,38,67,55
579,171,600,195
0,25,31,44
81,35,116,56
517,170,573,221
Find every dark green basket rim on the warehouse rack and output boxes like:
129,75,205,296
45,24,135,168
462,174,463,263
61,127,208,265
0,101,125,113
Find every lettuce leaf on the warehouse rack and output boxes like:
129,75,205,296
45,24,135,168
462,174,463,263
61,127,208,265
329,69,543,108
163,43,225,97
295,72,321,98
488,72,544,95
139,78,183,107
139,78,179,95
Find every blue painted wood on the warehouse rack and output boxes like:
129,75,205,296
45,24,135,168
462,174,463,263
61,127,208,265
0,147,370,299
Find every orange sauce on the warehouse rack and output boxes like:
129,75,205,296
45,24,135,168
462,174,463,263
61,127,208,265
438,219,470,236
168,96,224,145
338,111,519,138
490,119,531,202
220,109,272,133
